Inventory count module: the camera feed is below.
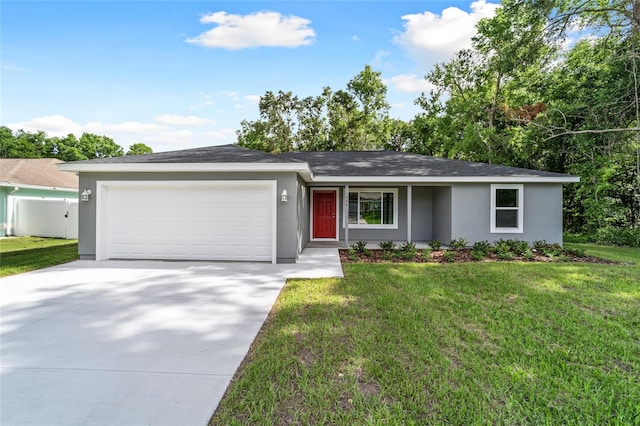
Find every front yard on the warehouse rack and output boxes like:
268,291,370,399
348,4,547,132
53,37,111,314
211,244,640,425
0,237,78,277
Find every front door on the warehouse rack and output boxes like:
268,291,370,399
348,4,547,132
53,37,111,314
313,190,336,239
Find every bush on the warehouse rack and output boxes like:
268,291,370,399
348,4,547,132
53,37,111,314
421,247,432,260
494,238,529,256
398,242,417,260
348,247,359,261
472,240,491,256
450,238,468,250
594,226,640,247
494,240,516,260
470,250,485,261
563,246,587,257
443,250,456,262
427,239,442,250
352,241,368,254
378,241,396,252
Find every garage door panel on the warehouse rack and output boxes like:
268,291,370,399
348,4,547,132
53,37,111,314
103,182,274,262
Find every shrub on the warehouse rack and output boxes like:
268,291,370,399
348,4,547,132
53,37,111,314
398,242,417,260
494,238,529,256
450,238,468,250
443,250,456,262
421,247,432,260
352,241,368,254
472,240,491,256
378,241,396,252
494,240,515,260
382,251,393,261
522,248,535,261
563,246,587,257
533,240,548,250
427,239,442,250
509,239,529,256
470,250,485,261
347,247,359,261
595,226,640,247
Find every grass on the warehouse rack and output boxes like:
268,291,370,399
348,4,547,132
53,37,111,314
0,236,78,277
211,244,640,425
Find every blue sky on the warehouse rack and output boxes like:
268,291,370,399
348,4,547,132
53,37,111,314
2,1,499,153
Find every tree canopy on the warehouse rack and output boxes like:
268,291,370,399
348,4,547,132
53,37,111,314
0,127,152,161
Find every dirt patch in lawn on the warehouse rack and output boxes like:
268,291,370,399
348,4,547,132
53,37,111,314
339,249,619,264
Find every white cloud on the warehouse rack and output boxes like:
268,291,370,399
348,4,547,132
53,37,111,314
6,115,235,153
186,11,316,49
2,64,24,72
244,94,261,105
155,114,214,126
371,50,391,67
385,74,435,93
394,0,499,63
203,129,237,140
352,35,360,42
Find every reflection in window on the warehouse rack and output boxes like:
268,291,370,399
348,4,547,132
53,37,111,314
348,190,395,226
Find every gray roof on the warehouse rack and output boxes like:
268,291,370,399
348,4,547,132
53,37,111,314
67,144,301,164
63,144,574,179
278,151,571,178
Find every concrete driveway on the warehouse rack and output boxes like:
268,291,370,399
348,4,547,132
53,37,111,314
1,249,342,426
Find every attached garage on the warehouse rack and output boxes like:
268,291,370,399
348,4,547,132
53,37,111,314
96,181,277,263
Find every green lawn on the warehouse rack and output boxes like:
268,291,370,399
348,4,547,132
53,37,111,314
211,244,640,425
0,237,78,277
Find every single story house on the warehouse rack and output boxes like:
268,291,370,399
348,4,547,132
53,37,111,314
58,144,579,263
1,158,79,238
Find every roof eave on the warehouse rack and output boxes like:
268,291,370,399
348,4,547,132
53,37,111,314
312,176,580,183
0,182,79,192
57,162,315,181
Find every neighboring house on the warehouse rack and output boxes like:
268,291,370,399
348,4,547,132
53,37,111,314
1,158,79,238
58,144,579,263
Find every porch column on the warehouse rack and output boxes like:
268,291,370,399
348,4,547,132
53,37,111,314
344,185,349,248
407,185,412,243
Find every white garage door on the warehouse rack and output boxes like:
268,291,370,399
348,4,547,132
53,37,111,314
97,181,276,262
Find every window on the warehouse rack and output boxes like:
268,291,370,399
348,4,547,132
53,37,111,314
348,189,398,228
491,184,523,233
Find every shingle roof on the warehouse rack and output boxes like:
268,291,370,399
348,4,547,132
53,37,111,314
60,144,576,180
277,151,571,178
0,158,79,190
67,144,301,164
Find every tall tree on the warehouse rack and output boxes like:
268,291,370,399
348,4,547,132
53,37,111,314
126,143,153,156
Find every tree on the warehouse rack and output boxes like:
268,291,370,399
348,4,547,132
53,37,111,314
236,65,393,152
0,127,127,161
78,133,123,158
346,65,390,149
126,143,153,156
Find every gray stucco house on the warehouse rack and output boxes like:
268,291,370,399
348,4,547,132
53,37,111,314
58,144,579,263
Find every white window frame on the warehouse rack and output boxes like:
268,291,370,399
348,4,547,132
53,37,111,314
346,188,398,229
490,184,524,233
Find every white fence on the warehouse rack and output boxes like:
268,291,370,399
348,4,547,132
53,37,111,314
14,198,78,239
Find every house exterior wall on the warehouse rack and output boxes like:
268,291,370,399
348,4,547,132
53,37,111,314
432,186,452,244
77,172,300,263
450,183,563,245
411,186,433,241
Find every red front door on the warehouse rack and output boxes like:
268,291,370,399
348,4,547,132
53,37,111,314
313,191,336,239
